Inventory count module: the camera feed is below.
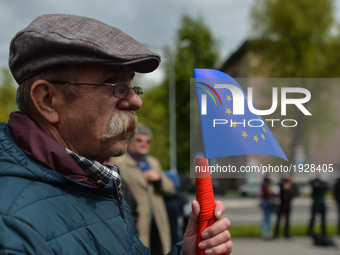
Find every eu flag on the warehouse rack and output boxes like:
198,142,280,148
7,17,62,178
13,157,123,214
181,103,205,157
194,68,288,161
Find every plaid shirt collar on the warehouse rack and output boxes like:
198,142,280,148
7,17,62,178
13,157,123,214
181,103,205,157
66,148,122,189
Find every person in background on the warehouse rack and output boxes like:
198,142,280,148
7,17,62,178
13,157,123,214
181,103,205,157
0,14,233,255
273,174,299,239
333,178,340,235
116,124,174,255
307,175,328,236
260,174,278,239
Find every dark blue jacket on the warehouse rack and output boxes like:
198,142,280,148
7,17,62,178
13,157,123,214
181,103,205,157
0,123,182,254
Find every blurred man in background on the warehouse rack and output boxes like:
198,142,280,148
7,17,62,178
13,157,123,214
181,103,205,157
308,175,328,236
116,124,175,254
274,174,299,239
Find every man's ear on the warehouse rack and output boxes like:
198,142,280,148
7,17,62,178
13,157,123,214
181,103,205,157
30,80,60,124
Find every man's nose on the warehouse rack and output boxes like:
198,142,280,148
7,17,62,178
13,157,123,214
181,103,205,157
117,89,142,111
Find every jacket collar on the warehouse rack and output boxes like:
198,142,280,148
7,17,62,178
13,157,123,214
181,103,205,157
8,112,95,185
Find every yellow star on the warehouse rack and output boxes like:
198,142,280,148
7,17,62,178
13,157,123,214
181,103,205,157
242,131,248,138
231,122,238,129
263,127,266,133
225,108,232,115
261,134,266,140
226,95,232,102
253,135,259,142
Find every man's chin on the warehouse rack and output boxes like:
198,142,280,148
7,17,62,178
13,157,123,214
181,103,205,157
114,146,128,157
106,137,128,157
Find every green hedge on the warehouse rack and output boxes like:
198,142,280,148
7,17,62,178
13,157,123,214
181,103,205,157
229,225,339,238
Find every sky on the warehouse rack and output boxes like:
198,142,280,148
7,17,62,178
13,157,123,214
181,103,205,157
1,0,340,87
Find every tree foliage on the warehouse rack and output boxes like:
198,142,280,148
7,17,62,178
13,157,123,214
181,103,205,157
251,0,335,77
250,0,340,160
138,13,220,172
0,68,17,122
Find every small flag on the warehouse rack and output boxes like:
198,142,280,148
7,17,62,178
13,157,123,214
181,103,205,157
194,68,288,161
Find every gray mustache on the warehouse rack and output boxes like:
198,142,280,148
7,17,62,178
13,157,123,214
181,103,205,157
100,111,138,141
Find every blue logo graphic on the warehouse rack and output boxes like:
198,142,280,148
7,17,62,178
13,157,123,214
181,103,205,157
194,68,288,161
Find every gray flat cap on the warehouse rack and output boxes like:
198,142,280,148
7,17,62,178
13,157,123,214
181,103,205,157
9,14,161,84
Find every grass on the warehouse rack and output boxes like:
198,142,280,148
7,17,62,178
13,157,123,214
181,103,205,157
229,224,339,238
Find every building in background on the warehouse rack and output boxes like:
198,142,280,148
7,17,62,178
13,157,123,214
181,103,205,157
218,40,340,186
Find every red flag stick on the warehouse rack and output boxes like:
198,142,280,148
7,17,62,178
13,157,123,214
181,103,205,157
195,157,217,255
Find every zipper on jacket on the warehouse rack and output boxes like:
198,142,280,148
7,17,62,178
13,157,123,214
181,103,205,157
112,179,127,226
118,191,127,226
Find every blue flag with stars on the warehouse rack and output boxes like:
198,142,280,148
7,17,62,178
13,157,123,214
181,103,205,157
194,68,288,161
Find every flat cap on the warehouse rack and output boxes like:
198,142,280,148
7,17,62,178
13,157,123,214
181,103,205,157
9,14,161,84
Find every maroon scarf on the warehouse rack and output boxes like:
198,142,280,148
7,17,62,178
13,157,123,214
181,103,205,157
8,112,96,186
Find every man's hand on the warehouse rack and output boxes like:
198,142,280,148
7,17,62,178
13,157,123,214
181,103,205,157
142,170,161,182
181,200,232,255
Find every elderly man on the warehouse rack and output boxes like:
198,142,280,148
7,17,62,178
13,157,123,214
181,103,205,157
0,14,232,254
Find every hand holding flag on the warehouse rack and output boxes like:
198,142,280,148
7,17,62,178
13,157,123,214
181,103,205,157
181,197,233,255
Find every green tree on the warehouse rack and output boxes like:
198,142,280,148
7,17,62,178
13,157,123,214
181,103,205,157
0,68,17,122
251,0,334,77
250,0,340,160
138,13,220,172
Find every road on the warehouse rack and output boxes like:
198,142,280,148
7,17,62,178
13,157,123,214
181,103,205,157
231,236,340,255
184,194,340,254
